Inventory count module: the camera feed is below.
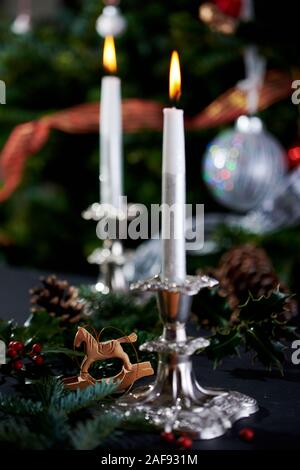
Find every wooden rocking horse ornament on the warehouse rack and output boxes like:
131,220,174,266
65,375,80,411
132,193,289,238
63,327,154,391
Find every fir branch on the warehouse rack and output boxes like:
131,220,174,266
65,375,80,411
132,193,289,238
80,287,159,333
33,376,65,409
32,410,71,448
0,393,42,416
0,418,46,449
57,380,117,414
70,412,122,450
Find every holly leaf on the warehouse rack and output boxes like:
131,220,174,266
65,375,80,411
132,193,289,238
0,319,15,343
206,328,242,367
193,287,232,328
239,288,291,323
277,325,300,341
245,325,285,373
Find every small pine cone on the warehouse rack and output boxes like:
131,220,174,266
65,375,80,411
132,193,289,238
214,244,297,322
30,275,84,326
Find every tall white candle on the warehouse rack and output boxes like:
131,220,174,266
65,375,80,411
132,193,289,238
100,36,123,210
161,52,186,283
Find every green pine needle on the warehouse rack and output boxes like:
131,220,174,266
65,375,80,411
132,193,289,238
0,394,42,416
34,376,65,409
58,380,117,414
70,412,122,450
0,418,46,449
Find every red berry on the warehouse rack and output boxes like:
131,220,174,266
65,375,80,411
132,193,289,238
177,436,193,449
31,343,42,354
12,360,23,370
33,355,45,366
7,348,18,359
8,341,17,349
239,427,255,442
161,431,175,443
13,341,24,352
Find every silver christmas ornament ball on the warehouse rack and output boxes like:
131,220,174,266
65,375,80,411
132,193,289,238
11,13,31,35
203,116,287,212
96,6,127,38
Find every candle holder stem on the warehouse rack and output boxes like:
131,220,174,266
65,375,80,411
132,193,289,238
95,239,127,293
114,275,258,439
82,203,131,293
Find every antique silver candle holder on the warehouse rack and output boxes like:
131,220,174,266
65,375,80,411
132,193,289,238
116,274,258,439
82,202,136,293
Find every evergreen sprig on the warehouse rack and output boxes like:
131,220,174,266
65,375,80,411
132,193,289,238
33,376,65,408
57,380,116,414
80,286,160,333
0,418,47,450
71,413,122,450
0,394,42,416
0,278,298,449
0,377,119,450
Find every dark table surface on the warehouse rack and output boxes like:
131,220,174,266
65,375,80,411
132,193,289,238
1,264,300,451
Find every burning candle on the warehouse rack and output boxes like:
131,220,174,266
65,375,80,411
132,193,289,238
161,51,186,284
100,35,123,210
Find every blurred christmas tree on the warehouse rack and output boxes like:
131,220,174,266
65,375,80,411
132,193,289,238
0,0,298,282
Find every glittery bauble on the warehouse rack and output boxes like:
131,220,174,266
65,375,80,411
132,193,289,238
203,116,287,212
11,13,31,35
214,0,242,18
96,6,127,38
288,141,300,168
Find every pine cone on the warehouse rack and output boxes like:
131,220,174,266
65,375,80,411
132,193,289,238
30,275,84,325
214,244,297,321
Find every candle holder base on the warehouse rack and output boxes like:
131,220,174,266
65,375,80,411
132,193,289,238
116,335,258,439
113,275,258,439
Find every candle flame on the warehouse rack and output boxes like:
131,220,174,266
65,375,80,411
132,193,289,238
169,51,181,101
103,36,117,73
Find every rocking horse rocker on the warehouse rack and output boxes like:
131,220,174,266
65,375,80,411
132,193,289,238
63,327,154,391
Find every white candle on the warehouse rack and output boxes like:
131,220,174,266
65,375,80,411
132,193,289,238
100,36,123,210
161,52,186,283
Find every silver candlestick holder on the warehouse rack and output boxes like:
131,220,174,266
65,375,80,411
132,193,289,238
82,202,136,293
116,274,258,439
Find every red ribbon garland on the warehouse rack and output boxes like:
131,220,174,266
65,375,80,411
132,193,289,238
0,70,292,202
